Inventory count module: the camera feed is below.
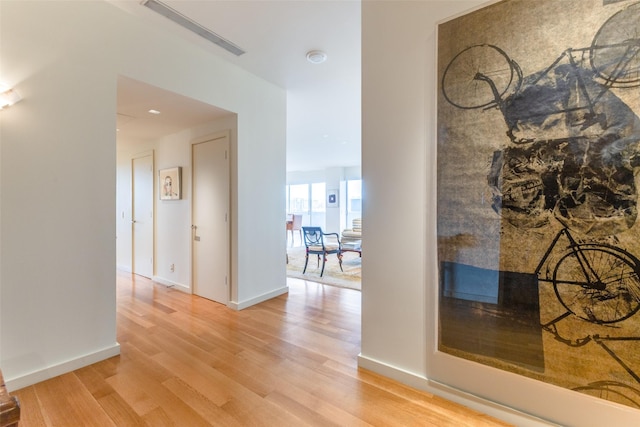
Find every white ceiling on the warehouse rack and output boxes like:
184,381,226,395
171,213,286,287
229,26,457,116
111,0,361,173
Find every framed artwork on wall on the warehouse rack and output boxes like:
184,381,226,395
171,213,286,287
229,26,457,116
159,167,181,200
437,0,640,412
327,189,339,207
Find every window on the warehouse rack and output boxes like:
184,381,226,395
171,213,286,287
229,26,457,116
345,179,362,228
288,184,309,220
286,182,327,228
286,179,361,230
310,183,326,227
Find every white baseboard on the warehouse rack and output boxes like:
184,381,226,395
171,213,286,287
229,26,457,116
6,343,121,392
152,276,190,293
117,264,132,273
151,278,288,308
229,286,289,310
357,354,556,427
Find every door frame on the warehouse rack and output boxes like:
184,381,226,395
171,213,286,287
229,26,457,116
190,130,232,303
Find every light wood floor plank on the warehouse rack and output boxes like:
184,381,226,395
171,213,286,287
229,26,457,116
31,373,116,426
11,272,513,426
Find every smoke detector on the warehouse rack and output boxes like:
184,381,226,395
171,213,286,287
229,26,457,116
306,50,327,64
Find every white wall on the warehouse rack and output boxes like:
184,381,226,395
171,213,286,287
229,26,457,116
0,0,286,389
361,1,639,426
286,166,361,185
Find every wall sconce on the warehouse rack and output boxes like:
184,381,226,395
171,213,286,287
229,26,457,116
0,88,22,109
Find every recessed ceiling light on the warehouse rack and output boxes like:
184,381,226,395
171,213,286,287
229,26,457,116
148,109,161,115
306,50,327,64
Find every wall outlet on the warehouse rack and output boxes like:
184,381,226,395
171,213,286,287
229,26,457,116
170,264,175,272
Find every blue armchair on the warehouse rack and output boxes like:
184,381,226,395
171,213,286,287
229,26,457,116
302,226,343,277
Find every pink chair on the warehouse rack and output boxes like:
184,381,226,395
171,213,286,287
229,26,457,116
286,214,303,245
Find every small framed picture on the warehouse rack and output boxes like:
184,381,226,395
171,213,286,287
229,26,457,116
159,167,181,200
327,189,338,207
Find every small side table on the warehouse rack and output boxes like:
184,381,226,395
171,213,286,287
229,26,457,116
341,241,362,257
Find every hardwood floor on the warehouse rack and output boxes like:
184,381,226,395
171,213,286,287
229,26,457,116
12,272,512,426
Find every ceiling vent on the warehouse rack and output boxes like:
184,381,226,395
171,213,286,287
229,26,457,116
141,0,246,56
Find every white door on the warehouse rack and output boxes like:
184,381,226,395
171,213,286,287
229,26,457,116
192,134,230,304
132,153,154,278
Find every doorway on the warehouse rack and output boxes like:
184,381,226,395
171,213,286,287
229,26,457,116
192,132,231,304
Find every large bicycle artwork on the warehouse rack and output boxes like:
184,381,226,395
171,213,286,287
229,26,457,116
437,0,640,409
